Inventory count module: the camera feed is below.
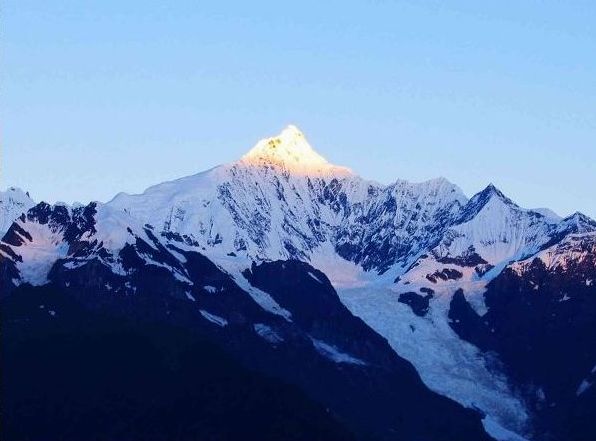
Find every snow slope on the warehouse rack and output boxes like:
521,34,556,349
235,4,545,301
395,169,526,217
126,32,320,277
0,187,35,238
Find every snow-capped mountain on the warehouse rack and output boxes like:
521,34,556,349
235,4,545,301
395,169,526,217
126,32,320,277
0,187,34,237
2,125,595,441
108,126,470,274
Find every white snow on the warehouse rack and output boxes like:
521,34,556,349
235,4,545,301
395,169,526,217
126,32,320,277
336,281,528,434
203,285,218,293
0,187,35,238
92,204,145,252
232,271,292,321
199,310,227,327
531,207,562,222
240,125,353,177
253,323,284,344
167,247,188,263
576,380,592,396
512,233,596,273
482,416,530,441
63,260,86,270
434,193,558,269
185,291,196,302
10,221,69,285
307,271,323,283
310,337,366,365
171,270,193,285
138,252,193,285
309,243,370,289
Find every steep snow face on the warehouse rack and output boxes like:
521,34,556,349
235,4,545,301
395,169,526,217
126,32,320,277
0,187,35,238
3,220,68,285
386,186,596,317
433,185,560,268
107,126,366,265
555,212,596,236
0,202,76,285
336,177,467,272
108,163,347,263
108,126,467,273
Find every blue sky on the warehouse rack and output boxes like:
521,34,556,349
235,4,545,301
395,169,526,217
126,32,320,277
2,1,595,217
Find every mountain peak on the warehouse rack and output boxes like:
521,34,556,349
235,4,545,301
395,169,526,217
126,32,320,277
240,125,352,176
561,211,596,232
483,183,503,196
455,183,517,224
477,183,515,204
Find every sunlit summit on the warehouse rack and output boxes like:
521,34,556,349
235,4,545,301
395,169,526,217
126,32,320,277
241,125,353,176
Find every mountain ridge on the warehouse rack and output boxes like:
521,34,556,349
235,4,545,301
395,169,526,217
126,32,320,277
2,125,595,441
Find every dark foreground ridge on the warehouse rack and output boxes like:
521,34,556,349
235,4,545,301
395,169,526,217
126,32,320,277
1,251,492,441
1,284,354,441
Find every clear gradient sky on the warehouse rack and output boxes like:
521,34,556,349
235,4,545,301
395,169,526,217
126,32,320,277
2,1,595,218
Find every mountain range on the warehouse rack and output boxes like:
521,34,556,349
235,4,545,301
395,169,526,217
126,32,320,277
1,125,595,441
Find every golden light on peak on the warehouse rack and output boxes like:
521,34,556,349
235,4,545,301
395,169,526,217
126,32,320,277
239,125,353,177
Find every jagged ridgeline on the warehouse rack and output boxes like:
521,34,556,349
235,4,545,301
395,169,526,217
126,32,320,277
2,126,595,441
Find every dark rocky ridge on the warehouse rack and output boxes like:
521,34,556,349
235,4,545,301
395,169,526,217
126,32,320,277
449,239,596,441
